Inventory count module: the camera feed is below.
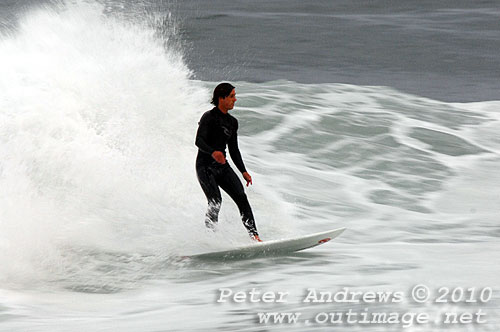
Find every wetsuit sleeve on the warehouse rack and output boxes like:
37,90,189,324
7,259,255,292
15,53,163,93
228,119,247,173
195,112,215,155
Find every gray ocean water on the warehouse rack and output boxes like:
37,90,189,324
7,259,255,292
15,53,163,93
0,1,499,331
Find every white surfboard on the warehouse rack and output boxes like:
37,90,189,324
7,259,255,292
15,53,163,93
185,227,346,260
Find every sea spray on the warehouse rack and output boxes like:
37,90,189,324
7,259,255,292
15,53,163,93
0,1,206,285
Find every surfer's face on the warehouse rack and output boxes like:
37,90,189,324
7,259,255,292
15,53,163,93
219,89,237,112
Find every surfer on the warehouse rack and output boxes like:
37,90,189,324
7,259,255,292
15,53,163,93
195,83,262,242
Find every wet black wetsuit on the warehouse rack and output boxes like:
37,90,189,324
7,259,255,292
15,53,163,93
195,107,258,236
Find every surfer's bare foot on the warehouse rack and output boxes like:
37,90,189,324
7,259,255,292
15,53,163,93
251,234,263,242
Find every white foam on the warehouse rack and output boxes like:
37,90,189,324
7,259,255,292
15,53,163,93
0,2,208,284
0,3,302,286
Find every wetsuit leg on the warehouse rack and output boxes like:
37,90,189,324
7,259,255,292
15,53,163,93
217,166,259,236
196,164,222,230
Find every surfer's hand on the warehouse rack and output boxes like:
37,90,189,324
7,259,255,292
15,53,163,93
243,172,252,186
212,151,226,164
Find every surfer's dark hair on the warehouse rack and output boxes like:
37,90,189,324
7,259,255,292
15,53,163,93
211,83,235,106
